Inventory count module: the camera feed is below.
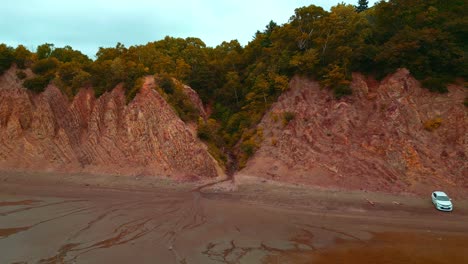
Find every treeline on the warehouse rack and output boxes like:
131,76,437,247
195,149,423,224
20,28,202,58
0,0,466,167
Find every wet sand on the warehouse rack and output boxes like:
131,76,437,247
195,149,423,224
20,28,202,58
1,172,468,263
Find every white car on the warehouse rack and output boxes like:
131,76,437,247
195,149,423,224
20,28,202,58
431,191,453,212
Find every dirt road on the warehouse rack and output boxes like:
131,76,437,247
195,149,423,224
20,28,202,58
1,172,467,263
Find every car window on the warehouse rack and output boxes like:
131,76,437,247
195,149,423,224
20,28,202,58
437,196,450,201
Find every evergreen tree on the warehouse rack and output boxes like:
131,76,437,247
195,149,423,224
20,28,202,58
355,0,369,12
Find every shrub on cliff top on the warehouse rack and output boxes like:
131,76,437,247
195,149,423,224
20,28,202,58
32,58,59,75
333,85,353,99
125,77,144,104
159,75,175,94
320,64,353,99
156,75,199,122
23,74,54,93
421,77,449,93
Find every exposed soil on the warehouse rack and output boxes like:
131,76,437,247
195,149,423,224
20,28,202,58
0,70,221,179
240,70,467,196
1,172,467,263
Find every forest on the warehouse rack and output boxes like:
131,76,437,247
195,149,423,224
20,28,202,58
0,0,466,168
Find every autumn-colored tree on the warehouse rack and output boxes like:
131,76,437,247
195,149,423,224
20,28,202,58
289,48,319,74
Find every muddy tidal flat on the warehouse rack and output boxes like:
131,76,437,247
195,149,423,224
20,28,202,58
1,172,468,263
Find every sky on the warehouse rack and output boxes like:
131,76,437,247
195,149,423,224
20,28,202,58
1,0,378,58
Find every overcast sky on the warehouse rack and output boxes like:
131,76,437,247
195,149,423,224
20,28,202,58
1,0,378,58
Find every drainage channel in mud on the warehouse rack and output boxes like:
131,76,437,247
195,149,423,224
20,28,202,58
197,222,365,263
52,198,191,262
165,177,233,263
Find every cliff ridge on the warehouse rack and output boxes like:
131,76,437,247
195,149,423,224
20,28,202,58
0,68,220,179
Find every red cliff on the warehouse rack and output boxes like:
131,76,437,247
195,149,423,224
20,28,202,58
239,69,467,195
0,69,220,179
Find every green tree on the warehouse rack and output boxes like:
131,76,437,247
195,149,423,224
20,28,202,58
71,71,91,90
260,20,278,47
320,64,352,98
175,58,191,81
289,48,319,74
355,0,369,12
37,43,54,59
32,58,59,75
23,74,54,93
315,4,368,66
51,45,90,63
56,61,92,96
217,71,242,108
0,44,14,74
289,5,327,50
13,45,32,69
58,62,81,83
96,42,127,61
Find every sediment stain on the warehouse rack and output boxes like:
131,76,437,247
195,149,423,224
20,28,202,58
0,226,30,238
38,243,80,264
0,199,42,207
261,231,468,264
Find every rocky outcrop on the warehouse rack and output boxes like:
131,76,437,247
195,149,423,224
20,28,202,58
240,69,467,195
0,70,220,179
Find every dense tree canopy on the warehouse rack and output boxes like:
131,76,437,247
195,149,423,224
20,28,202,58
1,0,466,167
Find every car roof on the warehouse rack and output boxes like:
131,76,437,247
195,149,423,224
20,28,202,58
433,191,448,196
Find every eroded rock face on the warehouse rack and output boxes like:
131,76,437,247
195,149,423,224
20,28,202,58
240,69,467,195
0,72,219,179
